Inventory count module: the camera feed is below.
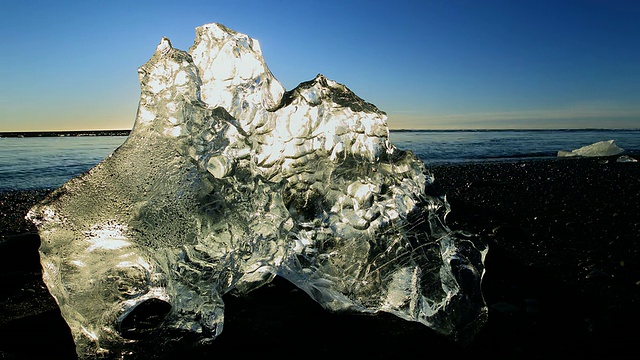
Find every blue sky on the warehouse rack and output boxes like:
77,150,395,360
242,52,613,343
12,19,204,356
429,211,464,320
1,0,638,131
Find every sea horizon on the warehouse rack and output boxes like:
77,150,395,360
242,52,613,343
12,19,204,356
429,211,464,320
2,127,640,138
2,128,639,192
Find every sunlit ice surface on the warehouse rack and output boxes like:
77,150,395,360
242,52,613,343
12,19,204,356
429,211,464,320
27,23,488,359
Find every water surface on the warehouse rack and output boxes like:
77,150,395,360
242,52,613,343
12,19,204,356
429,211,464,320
2,129,639,191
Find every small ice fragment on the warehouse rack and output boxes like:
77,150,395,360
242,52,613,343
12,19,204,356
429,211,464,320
557,140,624,157
616,155,638,163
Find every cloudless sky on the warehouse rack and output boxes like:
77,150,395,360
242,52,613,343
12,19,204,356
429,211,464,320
1,0,638,131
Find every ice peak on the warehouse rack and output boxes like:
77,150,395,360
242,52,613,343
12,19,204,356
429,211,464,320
313,73,327,82
197,22,238,38
189,23,284,121
156,37,173,55
274,73,385,115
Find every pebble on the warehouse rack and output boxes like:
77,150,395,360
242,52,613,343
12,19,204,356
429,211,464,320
585,269,611,281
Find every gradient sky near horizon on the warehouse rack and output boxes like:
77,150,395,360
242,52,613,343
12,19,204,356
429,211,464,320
1,0,639,131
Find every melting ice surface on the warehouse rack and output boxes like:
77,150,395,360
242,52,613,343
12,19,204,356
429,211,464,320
27,23,488,358
557,139,625,157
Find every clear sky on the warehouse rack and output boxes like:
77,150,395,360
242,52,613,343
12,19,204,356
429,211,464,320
1,0,638,131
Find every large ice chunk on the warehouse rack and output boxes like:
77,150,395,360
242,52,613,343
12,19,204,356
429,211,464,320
557,139,625,157
27,23,488,359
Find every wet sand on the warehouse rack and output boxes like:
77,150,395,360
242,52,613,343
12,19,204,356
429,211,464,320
1,157,638,359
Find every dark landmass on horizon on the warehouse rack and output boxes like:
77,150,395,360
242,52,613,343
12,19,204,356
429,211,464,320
0,130,131,138
2,128,639,138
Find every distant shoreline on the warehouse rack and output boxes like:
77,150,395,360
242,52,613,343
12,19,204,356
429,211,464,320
0,130,131,138
2,128,638,138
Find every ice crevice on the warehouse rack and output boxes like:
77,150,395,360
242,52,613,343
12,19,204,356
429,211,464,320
27,22,488,358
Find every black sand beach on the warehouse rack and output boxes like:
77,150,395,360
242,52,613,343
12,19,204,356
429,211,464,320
1,157,638,359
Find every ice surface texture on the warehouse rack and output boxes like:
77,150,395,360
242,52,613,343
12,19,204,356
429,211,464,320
557,139,624,157
27,23,487,358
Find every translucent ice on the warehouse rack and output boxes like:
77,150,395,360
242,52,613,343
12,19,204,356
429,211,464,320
616,155,638,163
27,23,487,358
557,139,624,157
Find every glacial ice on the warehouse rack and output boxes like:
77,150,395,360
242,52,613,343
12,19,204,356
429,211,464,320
557,139,624,157
27,23,488,358
616,155,638,163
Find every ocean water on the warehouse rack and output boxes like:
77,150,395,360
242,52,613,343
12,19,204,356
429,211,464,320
1,129,639,191
389,129,640,165
0,136,127,192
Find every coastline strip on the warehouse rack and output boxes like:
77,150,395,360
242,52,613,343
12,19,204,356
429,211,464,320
0,130,131,138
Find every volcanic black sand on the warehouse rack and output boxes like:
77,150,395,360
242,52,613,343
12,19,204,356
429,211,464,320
1,157,638,359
